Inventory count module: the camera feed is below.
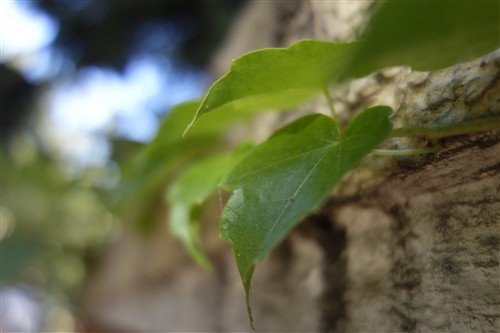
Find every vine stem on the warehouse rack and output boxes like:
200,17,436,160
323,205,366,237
323,87,337,120
390,116,500,139
373,140,442,156
373,116,500,156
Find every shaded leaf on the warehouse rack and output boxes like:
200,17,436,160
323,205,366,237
116,100,249,230
185,40,354,133
345,0,500,78
166,144,252,268
0,234,39,285
219,106,392,323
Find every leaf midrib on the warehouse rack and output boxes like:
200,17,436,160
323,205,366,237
200,88,320,117
224,142,336,188
256,141,338,262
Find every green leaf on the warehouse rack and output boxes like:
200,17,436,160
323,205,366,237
185,40,354,133
116,100,249,230
219,106,392,323
166,145,252,268
185,2,499,135
345,0,500,78
117,101,209,200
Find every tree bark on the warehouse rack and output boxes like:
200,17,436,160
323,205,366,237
84,1,499,332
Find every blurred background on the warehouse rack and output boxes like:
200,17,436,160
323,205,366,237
1,1,245,331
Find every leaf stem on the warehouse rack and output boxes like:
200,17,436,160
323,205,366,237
246,289,255,330
373,140,442,156
374,115,500,156
323,87,337,120
391,116,500,139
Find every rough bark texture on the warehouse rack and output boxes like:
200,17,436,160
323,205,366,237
329,131,500,332
84,1,499,332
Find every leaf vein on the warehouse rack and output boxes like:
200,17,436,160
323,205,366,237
260,144,334,255
226,143,335,185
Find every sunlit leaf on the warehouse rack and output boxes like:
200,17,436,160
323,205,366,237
344,0,500,78
219,106,392,323
185,40,354,133
166,144,252,268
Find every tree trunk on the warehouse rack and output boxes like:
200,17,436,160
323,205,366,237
84,1,499,332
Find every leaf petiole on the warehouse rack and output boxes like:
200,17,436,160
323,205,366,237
323,87,337,120
373,115,500,156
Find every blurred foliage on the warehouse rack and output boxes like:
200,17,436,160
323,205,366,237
115,100,254,232
345,0,500,77
0,65,36,141
166,143,253,268
1,133,117,297
1,0,243,330
1,0,247,300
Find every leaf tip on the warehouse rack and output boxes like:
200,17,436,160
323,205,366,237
242,266,256,329
245,279,255,330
